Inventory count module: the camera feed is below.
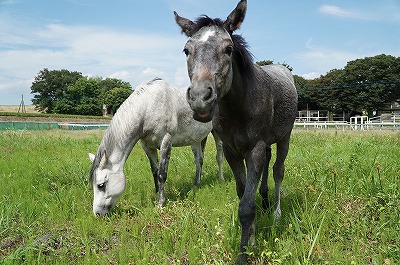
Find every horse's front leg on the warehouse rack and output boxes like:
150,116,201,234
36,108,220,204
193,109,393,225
211,129,224,181
223,144,246,198
237,141,266,265
140,141,159,192
157,133,172,206
191,141,204,186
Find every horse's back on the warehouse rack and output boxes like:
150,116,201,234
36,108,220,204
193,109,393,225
258,65,298,140
135,78,212,148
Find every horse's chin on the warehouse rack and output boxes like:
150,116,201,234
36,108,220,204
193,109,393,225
193,111,212,122
193,103,215,123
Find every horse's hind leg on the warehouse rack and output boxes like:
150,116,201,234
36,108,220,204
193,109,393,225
260,146,272,211
140,141,159,192
158,133,172,206
273,131,292,219
211,129,224,181
191,141,204,186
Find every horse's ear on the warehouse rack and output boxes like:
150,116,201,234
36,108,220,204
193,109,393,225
174,11,195,37
224,0,247,34
88,153,95,163
99,151,108,169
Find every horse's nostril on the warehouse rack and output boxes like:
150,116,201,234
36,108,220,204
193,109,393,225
204,87,213,101
186,87,193,101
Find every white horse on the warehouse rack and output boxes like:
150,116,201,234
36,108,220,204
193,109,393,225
88,78,223,216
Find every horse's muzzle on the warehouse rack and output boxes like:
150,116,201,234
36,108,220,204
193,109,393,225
186,85,217,123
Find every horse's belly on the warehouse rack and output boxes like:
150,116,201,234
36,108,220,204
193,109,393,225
171,128,210,147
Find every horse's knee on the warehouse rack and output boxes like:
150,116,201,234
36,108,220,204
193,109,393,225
238,198,256,224
259,184,270,211
236,185,245,199
273,163,284,182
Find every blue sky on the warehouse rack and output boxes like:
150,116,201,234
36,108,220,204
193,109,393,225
1,0,399,105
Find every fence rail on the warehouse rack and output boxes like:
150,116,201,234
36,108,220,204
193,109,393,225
294,121,400,130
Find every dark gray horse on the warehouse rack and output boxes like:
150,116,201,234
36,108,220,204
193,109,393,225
174,0,298,263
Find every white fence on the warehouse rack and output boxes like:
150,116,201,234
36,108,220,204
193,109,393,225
294,115,400,130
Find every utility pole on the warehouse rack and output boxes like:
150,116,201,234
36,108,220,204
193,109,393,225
18,94,26,113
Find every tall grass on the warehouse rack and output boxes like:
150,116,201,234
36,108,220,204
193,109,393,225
0,130,399,264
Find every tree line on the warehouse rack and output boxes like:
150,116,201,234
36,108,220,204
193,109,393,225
258,54,400,117
31,68,132,116
31,54,400,117
294,54,400,117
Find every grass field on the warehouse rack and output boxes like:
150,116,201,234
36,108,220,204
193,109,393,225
0,130,399,264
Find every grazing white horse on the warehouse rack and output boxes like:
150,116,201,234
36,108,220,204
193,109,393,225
89,78,223,216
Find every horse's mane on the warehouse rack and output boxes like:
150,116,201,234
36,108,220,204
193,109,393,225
190,16,255,79
89,144,105,184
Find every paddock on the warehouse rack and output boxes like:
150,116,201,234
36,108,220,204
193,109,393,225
1,129,398,264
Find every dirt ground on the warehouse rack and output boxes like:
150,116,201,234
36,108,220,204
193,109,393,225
0,106,110,124
0,105,38,113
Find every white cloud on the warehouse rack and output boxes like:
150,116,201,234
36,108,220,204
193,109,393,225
301,72,320,80
292,38,364,78
0,0,20,5
0,19,187,104
141,68,165,78
174,65,190,89
318,3,400,22
109,71,133,81
318,5,365,19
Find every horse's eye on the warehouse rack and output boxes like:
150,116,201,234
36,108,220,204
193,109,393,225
183,48,190,56
225,46,233,56
97,183,106,191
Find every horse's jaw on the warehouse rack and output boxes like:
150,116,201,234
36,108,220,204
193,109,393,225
192,100,217,123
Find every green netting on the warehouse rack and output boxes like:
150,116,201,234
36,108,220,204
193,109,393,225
0,122,60,131
0,122,14,130
0,122,107,130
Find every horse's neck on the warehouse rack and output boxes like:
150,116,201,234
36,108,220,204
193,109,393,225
101,113,141,172
218,65,250,118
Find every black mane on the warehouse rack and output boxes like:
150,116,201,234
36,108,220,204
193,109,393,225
190,16,224,36
191,16,255,79
89,145,105,184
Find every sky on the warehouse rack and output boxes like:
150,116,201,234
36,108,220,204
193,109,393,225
1,0,399,105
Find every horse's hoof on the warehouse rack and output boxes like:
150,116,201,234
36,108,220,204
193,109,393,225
261,198,270,212
236,253,248,265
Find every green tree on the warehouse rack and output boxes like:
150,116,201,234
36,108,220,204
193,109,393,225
53,77,102,116
299,54,400,117
304,69,343,112
99,78,131,94
294,75,318,110
334,54,400,115
98,78,132,115
102,87,133,115
31,69,83,113
256,60,274,66
256,60,293,71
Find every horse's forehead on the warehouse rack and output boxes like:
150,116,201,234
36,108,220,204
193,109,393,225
190,26,231,44
94,168,107,184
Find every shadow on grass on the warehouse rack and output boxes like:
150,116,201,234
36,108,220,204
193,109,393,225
255,188,306,236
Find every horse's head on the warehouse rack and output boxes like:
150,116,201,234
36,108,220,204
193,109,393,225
88,151,126,216
174,0,247,122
